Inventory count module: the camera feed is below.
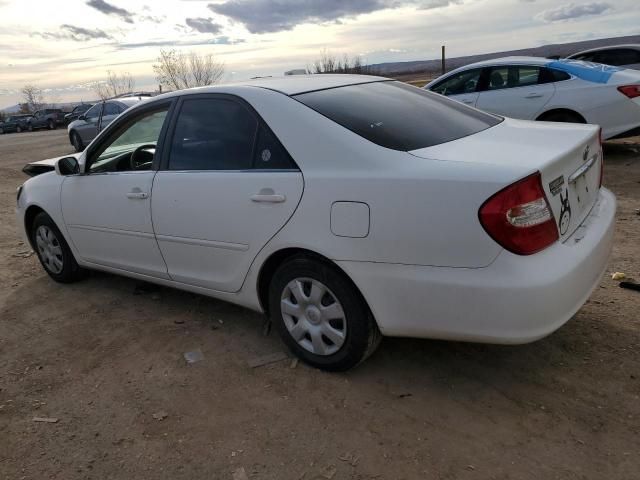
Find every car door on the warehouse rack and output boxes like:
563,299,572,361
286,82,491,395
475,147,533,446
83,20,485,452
151,94,304,292
475,65,555,119
429,68,483,107
77,103,103,144
60,101,173,277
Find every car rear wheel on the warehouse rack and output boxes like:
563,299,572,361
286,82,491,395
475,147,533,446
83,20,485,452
28,124,33,132
31,212,85,283
71,131,84,152
268,255,381,371
16,125,22,133
47,119,55,130
0,127,4,134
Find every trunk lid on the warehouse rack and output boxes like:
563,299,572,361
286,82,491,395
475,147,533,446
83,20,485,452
409,118,602,242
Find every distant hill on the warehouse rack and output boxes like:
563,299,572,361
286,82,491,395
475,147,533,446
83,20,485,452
370,34,640,76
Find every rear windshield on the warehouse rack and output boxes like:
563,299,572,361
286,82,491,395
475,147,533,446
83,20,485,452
294,81,502,151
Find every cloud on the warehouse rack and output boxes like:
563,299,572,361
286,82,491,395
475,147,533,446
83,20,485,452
116,36,245,49
537,2,613,22
208,0,461,34
86,0,134,23
34,24,113,42
140,14,166,23
185,17,224,34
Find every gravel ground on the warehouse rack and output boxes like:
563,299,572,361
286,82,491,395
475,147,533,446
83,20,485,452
1,129,639,480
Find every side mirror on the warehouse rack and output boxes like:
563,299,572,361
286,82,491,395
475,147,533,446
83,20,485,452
55,157,80,176
78,115,86,121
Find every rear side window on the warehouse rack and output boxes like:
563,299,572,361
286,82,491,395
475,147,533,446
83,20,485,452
103,103,121,116
540,67,571,83
294,81,501,151
169,98,258,171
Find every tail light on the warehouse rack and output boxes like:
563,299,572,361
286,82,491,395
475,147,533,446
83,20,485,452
617,85,640,99
479,172,559,255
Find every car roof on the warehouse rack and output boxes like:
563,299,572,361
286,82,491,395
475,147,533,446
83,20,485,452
143,74,388,102
456,56,550,69
113,97,145,107
570,44,640,56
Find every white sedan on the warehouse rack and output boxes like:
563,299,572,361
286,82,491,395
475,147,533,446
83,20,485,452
425,56,640,139
16,75,616,371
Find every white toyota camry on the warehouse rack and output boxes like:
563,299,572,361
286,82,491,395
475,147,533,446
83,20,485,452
16,75,616,371
425,57,640,140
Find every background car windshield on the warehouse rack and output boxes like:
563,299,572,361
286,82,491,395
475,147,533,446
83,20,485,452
294,81,501,151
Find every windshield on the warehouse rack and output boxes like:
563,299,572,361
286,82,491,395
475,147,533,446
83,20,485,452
294,81,501,151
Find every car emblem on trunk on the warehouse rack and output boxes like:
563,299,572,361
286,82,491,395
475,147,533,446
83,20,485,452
583,145,590,162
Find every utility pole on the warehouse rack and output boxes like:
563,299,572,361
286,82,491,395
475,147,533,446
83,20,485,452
441,45,446,75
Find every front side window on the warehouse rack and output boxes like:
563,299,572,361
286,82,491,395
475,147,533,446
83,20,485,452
84,104,102,123
88,107,168,173
295,81,501,151
487,67,509,90
168,98,258,171
431,69,482,96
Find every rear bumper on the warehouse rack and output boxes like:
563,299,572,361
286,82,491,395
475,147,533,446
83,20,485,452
338,188,616,343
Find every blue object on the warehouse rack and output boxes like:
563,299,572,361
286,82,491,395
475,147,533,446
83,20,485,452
547,60,623,84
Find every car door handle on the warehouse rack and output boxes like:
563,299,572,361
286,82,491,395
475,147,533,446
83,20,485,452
126,191,149,200
250,188,286,203
461,99,474,104
525,93,544,99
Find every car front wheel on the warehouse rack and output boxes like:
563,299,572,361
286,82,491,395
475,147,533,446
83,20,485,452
31,212,85,283
269,256,381,371
71,131,84,152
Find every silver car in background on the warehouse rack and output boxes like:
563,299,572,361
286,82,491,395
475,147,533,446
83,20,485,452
567,44,640,70
67,97,144,152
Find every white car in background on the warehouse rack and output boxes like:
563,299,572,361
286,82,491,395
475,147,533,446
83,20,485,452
16,75,615,371
426,57,640,139
567,45,640,70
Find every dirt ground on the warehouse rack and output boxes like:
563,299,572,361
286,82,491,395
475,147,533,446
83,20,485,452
0,129,639,480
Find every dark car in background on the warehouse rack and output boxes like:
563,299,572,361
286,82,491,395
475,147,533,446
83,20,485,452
26,109,66,131
68,97,143,151
0,114,33,134
64,103,93,125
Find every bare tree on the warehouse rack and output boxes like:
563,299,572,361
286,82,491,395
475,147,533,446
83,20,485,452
21,85,45,112
153,49,225,91
309,49,372,75
93,70,136,100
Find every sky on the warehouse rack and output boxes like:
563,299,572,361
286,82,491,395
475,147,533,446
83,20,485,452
0,0,638,109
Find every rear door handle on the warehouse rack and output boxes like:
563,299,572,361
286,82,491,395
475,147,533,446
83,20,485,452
126,191,149,200
461,99,474,104
525,93,544,99
251,188,286,203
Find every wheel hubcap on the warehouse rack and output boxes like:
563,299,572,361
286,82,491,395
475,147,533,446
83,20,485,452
280,278,347,356
35,225,64,274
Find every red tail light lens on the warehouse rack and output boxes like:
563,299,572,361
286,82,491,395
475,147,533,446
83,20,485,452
617,85,640,99
479,172,559,255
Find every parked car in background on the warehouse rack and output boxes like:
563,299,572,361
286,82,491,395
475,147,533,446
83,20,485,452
64,103,93,125
0,114,32,134
26,109,65,131
18,75,615,370
425,57,640,139
567,45,640,70
67,97,143,152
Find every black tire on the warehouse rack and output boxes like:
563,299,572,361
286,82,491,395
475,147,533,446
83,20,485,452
47,119,55,130
71,131,84,152
0,127,4,134
31,212,85,283
16,125,22,133
28,124,33,132
538,111,585,124
268,255,382,371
